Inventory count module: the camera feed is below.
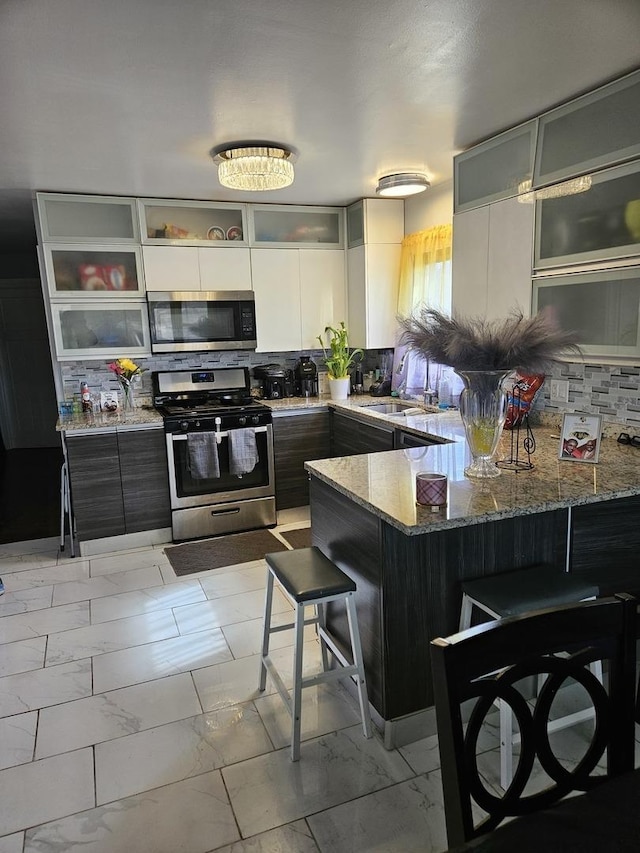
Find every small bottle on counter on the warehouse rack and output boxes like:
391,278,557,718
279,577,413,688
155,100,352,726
80,382,93,413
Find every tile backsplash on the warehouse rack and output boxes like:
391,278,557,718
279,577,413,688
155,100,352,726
536,361,640,426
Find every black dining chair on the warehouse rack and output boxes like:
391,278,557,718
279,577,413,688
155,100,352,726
430,594,637,849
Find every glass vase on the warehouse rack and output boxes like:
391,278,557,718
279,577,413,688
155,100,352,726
455,369,511,479
121,381,135,412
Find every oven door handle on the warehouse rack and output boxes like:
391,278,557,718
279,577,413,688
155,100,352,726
171,426,268,441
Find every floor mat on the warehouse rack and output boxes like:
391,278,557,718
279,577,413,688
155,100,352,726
165,528,287,576
278,527,312,550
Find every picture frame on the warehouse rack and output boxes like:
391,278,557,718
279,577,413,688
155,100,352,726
558,413,603,463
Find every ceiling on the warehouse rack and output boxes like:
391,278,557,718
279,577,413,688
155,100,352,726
1,0,639,252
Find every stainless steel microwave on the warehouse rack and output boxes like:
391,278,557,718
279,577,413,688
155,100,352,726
146,291,257,353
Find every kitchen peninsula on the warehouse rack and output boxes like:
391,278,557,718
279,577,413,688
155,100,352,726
305,418,640,746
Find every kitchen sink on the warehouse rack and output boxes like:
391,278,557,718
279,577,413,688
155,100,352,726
359,402,425,415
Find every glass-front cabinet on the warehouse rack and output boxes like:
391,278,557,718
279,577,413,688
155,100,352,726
42,244,145,298
534,69,640,188
35,193,139,243
534,160,640,270
532,267,640,359
50,302,151,360
454,120,537,213
138,199,247,246
249,205,344,248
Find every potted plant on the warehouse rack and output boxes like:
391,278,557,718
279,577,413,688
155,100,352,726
317,322,363,400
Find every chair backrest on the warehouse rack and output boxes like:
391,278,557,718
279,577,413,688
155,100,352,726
430,594,637,848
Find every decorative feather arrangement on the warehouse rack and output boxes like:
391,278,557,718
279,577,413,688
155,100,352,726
398,308,581,372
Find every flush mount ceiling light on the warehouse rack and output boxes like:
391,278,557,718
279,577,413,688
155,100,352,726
517,175,592,203
210,142,296,191
376,173,430,197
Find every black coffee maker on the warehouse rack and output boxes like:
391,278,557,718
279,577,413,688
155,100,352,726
294,356,318,397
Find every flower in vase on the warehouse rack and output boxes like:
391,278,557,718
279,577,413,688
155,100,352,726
108,358,146,409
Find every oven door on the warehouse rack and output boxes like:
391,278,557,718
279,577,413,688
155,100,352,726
166,424,275,509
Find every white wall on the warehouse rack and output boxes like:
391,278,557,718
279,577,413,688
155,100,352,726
404,179,453,234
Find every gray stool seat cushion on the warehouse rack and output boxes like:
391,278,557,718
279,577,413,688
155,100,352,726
265,546,355,602
461,565,599,618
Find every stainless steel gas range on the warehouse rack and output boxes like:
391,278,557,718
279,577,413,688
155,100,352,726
153,368,276,542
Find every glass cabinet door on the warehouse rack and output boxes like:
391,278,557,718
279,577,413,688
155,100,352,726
249,205,344,248
534,161,640,270
36,194,139,242
50,302,151,360
139,199,247,245
43,245,145,298
454,120,537,213
534,69,640,187
532,267,640,358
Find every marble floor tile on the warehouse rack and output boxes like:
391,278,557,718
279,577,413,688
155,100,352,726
0,636,46,677
0,712,37,770
0,585,53,618
276,507,311,526
222,724,414,837
212,819,319,853
0,659,92,718
222,610,316,659
88,547,172,577
198,564,269,599
0,601,90,645
35,671,202,759
45,608,179,665
95,704,273,804
52,565,164,606
0,537,57,557
398,733,443,775
307,772,448,853
24,770,239,853
90,578,207,623
3,560,90,591
0,832,24,853
0,550,62,574
0,747,94,837
93,627,233,693
193,640,323,713
173,587,291,635
253,682,361,749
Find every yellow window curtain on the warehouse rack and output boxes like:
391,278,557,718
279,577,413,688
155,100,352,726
397,224,452,317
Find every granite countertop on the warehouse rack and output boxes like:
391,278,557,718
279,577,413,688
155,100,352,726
305,420,640,535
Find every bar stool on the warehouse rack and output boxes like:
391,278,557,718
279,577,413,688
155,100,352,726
459,564,601,789
259,546,373,761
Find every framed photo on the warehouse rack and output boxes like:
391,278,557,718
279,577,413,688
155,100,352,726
558,413,603,463
100,391,119,413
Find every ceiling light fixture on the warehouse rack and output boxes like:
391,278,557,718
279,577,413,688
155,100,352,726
376,173,430,197
210,142,295,191
517,175,592,203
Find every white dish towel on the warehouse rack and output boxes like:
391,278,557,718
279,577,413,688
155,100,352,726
228,428,258,476
187,433,220,479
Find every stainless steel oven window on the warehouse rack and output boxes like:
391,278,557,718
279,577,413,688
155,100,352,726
165,425,275,510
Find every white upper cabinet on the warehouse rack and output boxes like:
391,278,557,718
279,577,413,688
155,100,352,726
50,301,151,360
42,244,145,299
452,197,534,321
249,205,344,248
36,193,139,243
142,245,252,291
138,199,247,246
346,198,404,349
251,248,346,352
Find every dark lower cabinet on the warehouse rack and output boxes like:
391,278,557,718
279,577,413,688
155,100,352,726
66,427,171,541
331,410,395,456
273,410,331,510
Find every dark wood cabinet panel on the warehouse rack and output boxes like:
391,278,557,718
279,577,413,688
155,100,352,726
273,411,331,509
118,429,171,533
66,433,125,540
331,411,394,457
66,427,171,541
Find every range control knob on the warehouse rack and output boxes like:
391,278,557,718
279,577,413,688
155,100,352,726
251,415,260,425
180,421,189,431
238,416,247,426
